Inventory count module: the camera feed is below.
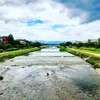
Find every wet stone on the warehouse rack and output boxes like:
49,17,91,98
0,47,100,100
0,93,3,95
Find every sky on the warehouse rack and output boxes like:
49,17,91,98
0,0,100,41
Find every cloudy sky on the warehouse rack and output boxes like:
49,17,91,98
0,0,100,41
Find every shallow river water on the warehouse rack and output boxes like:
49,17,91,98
0,47,100,100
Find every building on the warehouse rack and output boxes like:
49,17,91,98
75,40,82,44
88,39,98,43
2,36,8,44
19,39,27,44
98,38,100,42
0,36,3,44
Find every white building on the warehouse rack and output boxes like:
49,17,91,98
88,39,98,43
19,39,27,44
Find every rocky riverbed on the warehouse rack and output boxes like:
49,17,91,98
0,47,100,100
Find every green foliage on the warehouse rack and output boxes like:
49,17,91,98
59,43,66,47
0,76,3,80
4,44,12,49
31,42,41,47
0,49,3,53
14,40,20,45
0,58,4,62
40,45,47,49
6,48,18,51
59,41,72,47
8,34,14,45
86,57,96,65
0,34,43,52
60,46,66,52
95,42,100,48
66,41,72,47
86,57,100,68
67,48,100,68
0,44,4,49
72,42,100,48
0,48,40,59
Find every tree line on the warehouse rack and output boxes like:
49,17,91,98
72,42,100,48
0,34,42,52
59,41,100,48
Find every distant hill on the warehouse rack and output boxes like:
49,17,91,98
39,40,66,45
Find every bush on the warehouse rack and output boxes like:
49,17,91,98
86,57,96,65
0,76,3,80
0,49,3,53
67,48,100,68
6,48,18,51
0,44,4,50
0,58,4,62
94,63,100,68
60,46,66,52
4,44,13,49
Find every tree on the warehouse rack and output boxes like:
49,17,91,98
59,42,66,47
66,41,72,47
0,44,4,49
33,42,41,47
30,42,41,47
95,42,100,48
8,34,14,45
4,43,12,50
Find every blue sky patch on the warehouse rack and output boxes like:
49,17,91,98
52,24,67,30
21,19,44,26
27,19,43,26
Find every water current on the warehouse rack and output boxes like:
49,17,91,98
0,47,100,100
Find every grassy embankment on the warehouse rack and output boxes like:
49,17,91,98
60,46,100,68
0,47,40,62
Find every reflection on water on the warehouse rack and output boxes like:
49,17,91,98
0,47,100,100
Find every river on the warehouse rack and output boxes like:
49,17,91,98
0,47,100,100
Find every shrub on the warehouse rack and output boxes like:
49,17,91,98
0,58,4,62
5,44,13,49
0,49,3,53
60,46,66,52
6,48,18,51
86,57,96,65
94,63,99,68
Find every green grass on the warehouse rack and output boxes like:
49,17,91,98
59,46,66,52
66,47,100,68
73,47,100,54
86,57,100,68
0,47,40,62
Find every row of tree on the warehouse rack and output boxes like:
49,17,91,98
72,42,100,48
0,34,42,52
59,41,100,48
59,41,72,47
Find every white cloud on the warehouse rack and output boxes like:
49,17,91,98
0,0,99,41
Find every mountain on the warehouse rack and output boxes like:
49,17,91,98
38,40,66,45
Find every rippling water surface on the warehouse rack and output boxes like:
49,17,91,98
0,47,100,100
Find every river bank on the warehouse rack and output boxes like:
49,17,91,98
66,47,100,75
0,47,40,62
